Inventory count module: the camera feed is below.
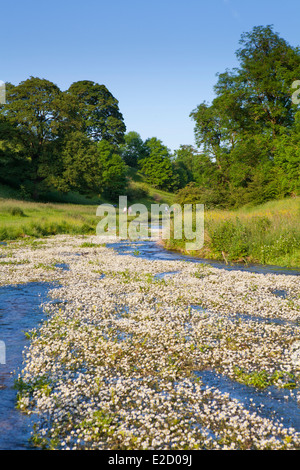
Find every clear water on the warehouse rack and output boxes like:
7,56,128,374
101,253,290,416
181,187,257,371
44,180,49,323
195,370,300,432
0,282,60,449
106,241,300,431
106,240,300,276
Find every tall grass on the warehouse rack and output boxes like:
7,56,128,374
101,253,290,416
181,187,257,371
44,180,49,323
0,199,99,241
164,197,300,268
1,189,299,268
0,171,175,242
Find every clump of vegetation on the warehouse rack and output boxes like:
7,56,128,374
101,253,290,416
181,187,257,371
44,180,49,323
165,197,300,267
9,207,26,217
80,242,106,248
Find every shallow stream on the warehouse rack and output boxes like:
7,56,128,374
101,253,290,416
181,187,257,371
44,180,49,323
0,282,60,449
0,240,299,449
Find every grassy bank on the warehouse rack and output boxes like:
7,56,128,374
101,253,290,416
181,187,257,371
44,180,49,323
1,179,299,268
164,197,300,268
0,199,99,240
0,175,174,242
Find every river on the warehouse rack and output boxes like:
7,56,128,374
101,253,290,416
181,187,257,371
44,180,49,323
0,239,299,449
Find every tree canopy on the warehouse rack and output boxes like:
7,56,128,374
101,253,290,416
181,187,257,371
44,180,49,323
0,77,127,200
66,80,126,145
187,25,300,207
138,137,180,191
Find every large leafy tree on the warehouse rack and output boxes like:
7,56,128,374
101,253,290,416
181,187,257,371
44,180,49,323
0,77,67,196
0,112,27,187
213,25,300,137
42,131,127,200
190,25,300,206
120,131,148,167
139,137,179,191
66,80,126,145
3,78,62,149
44,131,100,194
0,77,127,199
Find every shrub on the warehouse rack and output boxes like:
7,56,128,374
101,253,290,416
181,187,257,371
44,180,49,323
9,207,26,217
210,218,250,260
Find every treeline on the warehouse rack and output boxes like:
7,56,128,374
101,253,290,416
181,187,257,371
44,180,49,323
0,78,129,201
174,25,300,208
120,132,190,192
1,26,299,208
114,25,300,209
0,77,187,202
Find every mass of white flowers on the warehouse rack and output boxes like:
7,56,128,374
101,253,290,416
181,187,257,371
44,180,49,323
1,235,300,450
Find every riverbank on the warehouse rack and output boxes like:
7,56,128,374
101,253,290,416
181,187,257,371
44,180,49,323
1,235,300,449
1,195,299,269
164,197,300,268
0,174,173,243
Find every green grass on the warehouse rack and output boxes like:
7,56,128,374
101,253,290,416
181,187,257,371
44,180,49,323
164,196,300,268
0,198,99,240
0,173,175,242
1,177,299,268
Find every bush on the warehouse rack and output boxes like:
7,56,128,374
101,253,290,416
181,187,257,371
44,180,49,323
174,182,226,208
126,183,149,202
210,218,251,260
9,207,26,217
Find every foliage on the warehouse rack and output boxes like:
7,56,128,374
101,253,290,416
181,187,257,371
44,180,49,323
138,137,180,191
184,25,300,208
0,77,126,200
164,196,300,267
120,131,149,167
1,25,300,212
174,182,226,208
66,80,126,145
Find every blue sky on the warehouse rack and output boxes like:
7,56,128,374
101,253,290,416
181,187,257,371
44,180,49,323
1,0,300,151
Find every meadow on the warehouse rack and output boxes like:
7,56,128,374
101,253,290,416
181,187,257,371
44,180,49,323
0,181,299,268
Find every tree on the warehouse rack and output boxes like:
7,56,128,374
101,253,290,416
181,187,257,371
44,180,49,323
139,137,179,191
0,77,128,200
45,131,99,194
66,80,126,145
190,25,300,207
190,101,231,192
174,182,226,208
234,25,300,135
173,145,218,188
42,132,128,200
0,77,65,197
271,124,300,198
120,131,149,167
97,140,128,201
